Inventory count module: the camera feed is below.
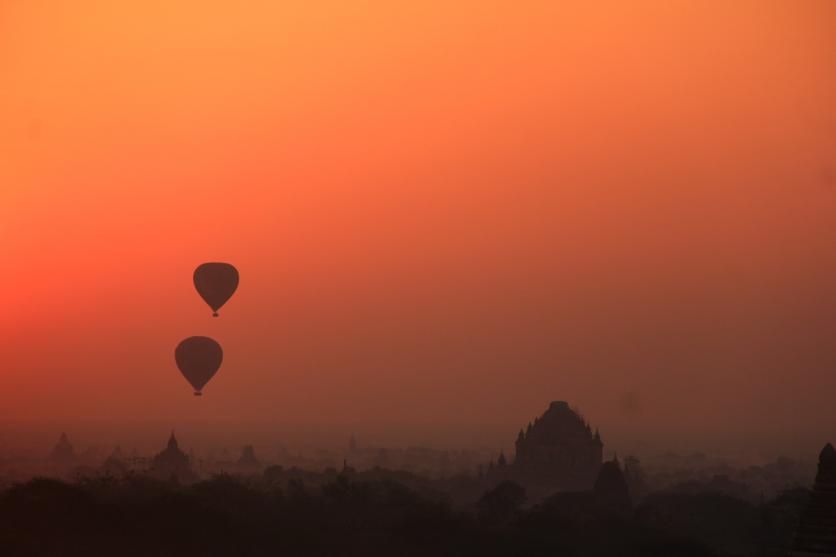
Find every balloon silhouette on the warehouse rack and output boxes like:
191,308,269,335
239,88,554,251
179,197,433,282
194,262,239,317
175,336,223,396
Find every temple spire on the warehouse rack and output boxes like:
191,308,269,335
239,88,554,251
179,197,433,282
791,442,836,555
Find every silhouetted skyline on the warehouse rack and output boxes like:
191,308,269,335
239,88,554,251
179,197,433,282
1,2,835,554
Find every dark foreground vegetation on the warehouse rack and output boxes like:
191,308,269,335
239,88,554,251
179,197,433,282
0,473,807,557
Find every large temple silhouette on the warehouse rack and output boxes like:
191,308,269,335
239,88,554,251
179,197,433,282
791,442,836,556
488,401,603,494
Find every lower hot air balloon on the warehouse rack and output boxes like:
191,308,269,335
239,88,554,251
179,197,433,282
194,262,239,317
175,336,223,396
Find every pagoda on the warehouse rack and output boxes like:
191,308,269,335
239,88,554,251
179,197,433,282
149,431,197,483
791,443,836,556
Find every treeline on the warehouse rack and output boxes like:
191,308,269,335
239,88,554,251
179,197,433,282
0,473,808,556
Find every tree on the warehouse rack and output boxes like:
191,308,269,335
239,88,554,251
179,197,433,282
477,480,526,524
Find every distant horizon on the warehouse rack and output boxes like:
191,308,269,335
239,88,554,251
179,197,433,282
0,413,827,464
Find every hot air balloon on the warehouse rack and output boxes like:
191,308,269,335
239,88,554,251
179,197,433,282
175,336,223,396
194,262,239,317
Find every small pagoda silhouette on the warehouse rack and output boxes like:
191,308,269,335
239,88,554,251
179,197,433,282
49,432,76,464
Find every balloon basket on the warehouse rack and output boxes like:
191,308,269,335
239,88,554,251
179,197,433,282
193,391,203,397
212,312,219,317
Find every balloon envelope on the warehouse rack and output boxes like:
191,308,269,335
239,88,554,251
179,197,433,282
194,262,239,317
175,336,223,396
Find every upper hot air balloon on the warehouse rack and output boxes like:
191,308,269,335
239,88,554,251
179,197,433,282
175,336,223,396
194,262,239,317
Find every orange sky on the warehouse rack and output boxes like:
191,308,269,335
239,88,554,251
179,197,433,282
1,1,835,456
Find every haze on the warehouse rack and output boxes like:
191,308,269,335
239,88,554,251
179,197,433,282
1,1,834,459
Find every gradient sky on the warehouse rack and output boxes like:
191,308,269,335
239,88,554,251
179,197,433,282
1,1,834,456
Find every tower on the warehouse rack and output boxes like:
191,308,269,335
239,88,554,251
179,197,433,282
791,443,836,556
593,456,631,513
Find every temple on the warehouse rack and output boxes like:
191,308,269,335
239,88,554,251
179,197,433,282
150,431,197,483
238,445,259,467
791,443,836,556
491,401,603,494
49,432,76,464
592,455,631,513
539,455,632,516
101,446,129,476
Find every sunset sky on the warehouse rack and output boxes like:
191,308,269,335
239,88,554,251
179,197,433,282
1,1,834,456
